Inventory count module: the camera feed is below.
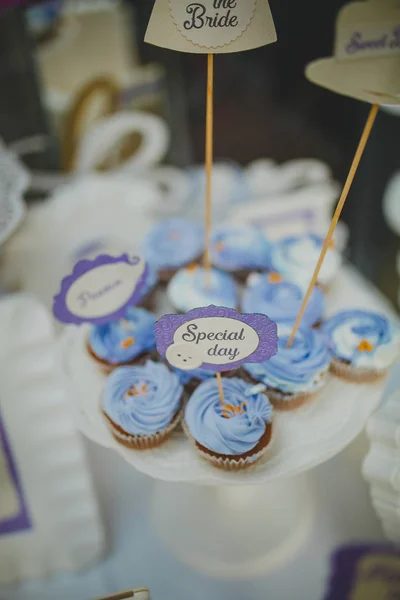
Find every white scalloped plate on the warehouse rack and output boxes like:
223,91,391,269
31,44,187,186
60,267,397,486
0,294,104,584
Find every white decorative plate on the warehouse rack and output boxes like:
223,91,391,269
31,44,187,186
0,294,104,584
60,266,398,486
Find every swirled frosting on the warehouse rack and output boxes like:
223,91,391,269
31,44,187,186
142,218,204,271
185,378,272,456
245,321,331,395
269,235,341,291
323,310,400,371
88,307,156,365
167,266,238,312
211,225,271,272
103,361,183,435
174,366,215,385
242,272,325,326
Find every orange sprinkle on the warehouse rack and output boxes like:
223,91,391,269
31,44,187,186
328,239,336,249
268,272,283,284
186,263,198,273
169,231,180,240
358,340,374,353
214,241,225,253
121,337,135,349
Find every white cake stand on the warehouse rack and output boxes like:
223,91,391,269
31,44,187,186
59,266,397,578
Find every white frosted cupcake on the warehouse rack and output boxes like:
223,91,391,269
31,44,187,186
269,234,342,292
323,310,400,382
167,265,238,313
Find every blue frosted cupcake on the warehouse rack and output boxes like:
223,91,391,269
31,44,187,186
167,265,238,313
323,310,400,382
184,378,273,470
269,234,342,292
87,307,156,373
142,218,204,282
211,225,271,281
242,272,325,327
103,361,184,449
245,321,331,410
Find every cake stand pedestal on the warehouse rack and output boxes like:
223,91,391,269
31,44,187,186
59,267,398,578
150,474,315,578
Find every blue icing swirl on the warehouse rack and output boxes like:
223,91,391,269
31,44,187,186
211,226,271,272
245,321,331,395
323,310,400,370
173,366,215,385
242,272,324,326
142,218,204,271
103,361,183,435
185,378,272,456
167,266,238,312
89,307,156,365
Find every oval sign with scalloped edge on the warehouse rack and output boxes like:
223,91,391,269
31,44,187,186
53,254,148,325
155,305,278,373
169,0,258,49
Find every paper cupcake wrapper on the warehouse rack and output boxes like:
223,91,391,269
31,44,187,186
182,420,274,471
331,359,388,383
106,408,183,450
267,370,330,411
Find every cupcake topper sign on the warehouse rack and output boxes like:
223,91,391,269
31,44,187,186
145,1,276,288
288,0,400,345
155,306,278,372
306,0,400,105
145,0,276,54
53,254,148,325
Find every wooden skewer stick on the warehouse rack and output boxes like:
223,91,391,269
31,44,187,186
216,372,225,406
287,103,379,348
204,53,214,288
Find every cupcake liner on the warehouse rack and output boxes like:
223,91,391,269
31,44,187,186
182,421,274,471
330,359,387,383
105,407,183,450
242,370,329,411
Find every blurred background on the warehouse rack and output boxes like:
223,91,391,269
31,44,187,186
0,0,400,305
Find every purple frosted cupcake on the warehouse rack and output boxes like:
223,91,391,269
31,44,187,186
184,378,273,470
211,225,271,281
87,307,156,374
242,271,325,327
142,218,204,282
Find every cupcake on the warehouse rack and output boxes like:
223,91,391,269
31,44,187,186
244,321,331,410
167,265,238,313
87,307,156,374
323,310,400,382
173,366,239,395
210,225,271,281
184,378,273,470
242,271,325,327
269,234,342,292
103,361,184,449
142,218,204,282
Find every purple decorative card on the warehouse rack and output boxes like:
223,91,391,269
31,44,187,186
325,544,400,600
155,305,278,373
53,254,148,325
0,411,31,535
